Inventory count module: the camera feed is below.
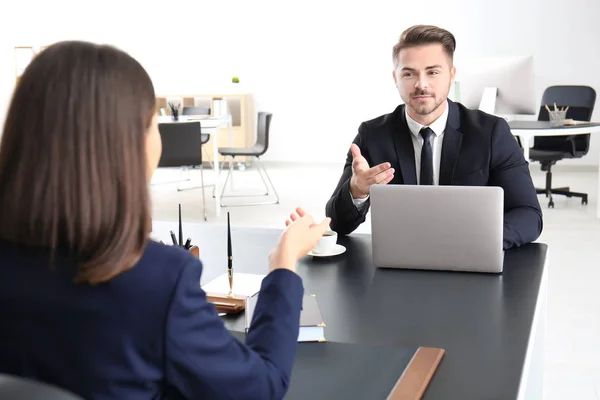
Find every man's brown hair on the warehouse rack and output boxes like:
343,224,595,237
392,25,456,66
0,41,156,284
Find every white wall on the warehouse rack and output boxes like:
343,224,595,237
3,0,600,166
0,7,16,130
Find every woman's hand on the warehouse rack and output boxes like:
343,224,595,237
268,207,330,272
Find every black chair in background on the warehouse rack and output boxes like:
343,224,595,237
529,85,596,208
182,106,210,115
158,122,210,220
0,374,83,400
182,106,213,168
214,112,279,207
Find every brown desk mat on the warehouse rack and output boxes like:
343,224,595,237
284,341,445,400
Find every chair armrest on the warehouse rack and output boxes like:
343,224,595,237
564,135,578,156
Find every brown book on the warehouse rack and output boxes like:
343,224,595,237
563,119,591,126
245,293,326,342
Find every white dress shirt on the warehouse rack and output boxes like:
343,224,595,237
352,102,449,209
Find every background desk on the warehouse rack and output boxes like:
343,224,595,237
509,121,600,218
152,221,548,399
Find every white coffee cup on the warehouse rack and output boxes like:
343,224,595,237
311,230,337,254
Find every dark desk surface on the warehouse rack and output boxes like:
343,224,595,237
152,222,548,400
508,120,600,130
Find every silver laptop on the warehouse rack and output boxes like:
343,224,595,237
370,185,504,273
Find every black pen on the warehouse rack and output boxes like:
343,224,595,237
170,230,178,246
184,238,192,249
227,212,233,297
178,204,183,248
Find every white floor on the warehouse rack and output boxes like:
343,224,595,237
150,162,600,399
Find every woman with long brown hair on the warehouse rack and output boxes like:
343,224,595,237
0,41,329,400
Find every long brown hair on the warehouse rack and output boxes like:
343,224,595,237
0,41,155,284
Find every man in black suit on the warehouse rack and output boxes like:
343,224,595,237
326,25,542,250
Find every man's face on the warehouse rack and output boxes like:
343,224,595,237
393,44,456,117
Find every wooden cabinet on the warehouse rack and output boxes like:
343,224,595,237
155,93,255,163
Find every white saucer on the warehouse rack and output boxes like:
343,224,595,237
308,244,346,257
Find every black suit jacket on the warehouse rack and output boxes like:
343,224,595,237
325,100,543,250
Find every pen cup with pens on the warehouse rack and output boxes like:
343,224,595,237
546,104,568,127
169,231,199,258
168,102,181,121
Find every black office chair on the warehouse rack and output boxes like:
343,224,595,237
158,122,211,220
182,107,213,168
0,374,83,400
214,112,279,207
529,85,596,208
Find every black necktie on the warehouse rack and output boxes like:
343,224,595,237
419,127,434,185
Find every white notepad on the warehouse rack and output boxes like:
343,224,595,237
201,273,266,297
245,293,326,342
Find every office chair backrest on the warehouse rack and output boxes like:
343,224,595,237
182,106,210,115
534,85,596,154
540,85,596,110
254,112,273,156
158,122,203,167
0,374,83,400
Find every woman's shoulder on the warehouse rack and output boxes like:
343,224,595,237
114,240,203,288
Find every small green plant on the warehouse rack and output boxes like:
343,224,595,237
232,76,240,83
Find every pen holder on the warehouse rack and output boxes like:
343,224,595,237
168,102,180,121
549,110,567,127
188,245,199,259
